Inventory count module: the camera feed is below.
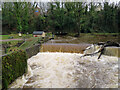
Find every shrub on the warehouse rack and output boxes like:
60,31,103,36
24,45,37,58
7,47,20,53
2,50,27,89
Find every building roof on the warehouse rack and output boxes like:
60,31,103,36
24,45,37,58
33,31,44,35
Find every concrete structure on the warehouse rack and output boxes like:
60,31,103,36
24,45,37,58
104,47,120,57
84,44,120,57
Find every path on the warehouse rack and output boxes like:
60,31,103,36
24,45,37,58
0,38,24,42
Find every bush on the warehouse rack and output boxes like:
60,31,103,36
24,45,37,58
7,47,21,53
2,50,27,89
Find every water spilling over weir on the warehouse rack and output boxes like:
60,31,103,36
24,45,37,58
9,38,119,88
41,43,91,53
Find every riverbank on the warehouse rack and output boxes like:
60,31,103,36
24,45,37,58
54,33,120,44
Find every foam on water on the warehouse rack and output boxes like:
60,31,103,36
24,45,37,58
9,52,118,88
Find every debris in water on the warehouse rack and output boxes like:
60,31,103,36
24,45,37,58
81,41,120,59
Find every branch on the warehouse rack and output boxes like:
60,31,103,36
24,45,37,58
80,49,101,58
80,41,120,59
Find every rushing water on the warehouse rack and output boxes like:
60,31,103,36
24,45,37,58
9,52,118,88
41,43,91,53
8,37,119,88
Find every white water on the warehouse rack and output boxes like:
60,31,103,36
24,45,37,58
9,52,118,88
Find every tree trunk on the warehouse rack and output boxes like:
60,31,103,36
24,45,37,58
81,41,120,59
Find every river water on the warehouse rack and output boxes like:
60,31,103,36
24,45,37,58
9,37,119,88
9,52,118,88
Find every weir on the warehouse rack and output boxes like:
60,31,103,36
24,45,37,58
8,39,119,88
41,43,91,53
41,43,120,57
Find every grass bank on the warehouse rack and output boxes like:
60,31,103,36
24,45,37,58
0,34,32,40
19,37,41,50
55,33,120,44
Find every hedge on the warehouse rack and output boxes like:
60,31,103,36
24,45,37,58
2,50,27,89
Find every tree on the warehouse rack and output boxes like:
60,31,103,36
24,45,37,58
13,2,23,33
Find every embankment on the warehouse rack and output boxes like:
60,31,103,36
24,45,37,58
1,44,41,89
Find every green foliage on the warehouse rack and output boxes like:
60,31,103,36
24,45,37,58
2,2,35,34
1,34,32,40
2,50,27,89
8,47,21,53
2,2,120,34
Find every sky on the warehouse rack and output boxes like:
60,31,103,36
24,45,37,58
0,0,120,2
0,0,119,11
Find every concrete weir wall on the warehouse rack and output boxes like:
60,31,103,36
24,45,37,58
104,47,120,57
42,43,120,58
25,44,41,58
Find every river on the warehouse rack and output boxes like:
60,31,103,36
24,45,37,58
9,36,119,88
9,53,118,88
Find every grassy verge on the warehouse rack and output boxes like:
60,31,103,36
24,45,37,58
2,40,23,46
67,33,119,36
55,33,119,44
19,37,41,50
0,34,32,40
91,33,120,35
1,37,42,54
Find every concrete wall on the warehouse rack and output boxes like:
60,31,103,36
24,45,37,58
104,47,120,57
25,44,41,58
83,45,120,58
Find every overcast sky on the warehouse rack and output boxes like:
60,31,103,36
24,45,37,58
0,0,119,11
0,0,120,3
